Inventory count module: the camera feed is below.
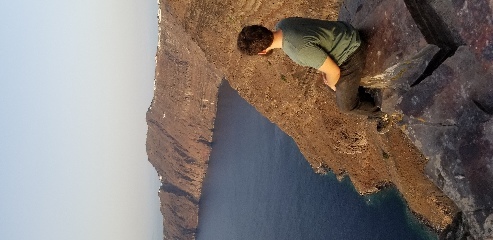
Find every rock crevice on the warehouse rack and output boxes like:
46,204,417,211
403,0,463,87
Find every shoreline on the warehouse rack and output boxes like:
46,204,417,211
196,81,439,238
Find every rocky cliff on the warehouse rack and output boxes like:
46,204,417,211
146,3,222,239
147,0,493,239
340,0,493,238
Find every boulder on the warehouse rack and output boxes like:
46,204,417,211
339,0,433,86
412,0,493,72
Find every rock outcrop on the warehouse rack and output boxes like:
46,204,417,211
147,0,492,239
340,0,493,238
146,3,222,239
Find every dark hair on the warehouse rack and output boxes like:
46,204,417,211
237,25,274,55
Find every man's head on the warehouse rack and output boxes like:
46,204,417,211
237,25,274,55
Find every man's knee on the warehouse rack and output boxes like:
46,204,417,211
336,99,358,113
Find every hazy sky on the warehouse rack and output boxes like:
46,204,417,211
0,0,163,239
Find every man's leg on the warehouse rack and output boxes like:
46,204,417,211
335,47,382,117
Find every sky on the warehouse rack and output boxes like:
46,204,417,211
0,0,163,239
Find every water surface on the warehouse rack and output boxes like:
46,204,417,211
197,81,437,240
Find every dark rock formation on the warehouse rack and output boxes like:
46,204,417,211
398,47,493,239
340,0,493,238
339,0,433,88
338,0,462,230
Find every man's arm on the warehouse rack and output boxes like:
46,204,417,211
318,57,340,91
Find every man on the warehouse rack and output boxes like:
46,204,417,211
237,17,390,133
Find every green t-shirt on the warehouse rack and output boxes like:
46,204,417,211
275,17,361,69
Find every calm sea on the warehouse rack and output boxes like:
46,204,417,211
196,81,437,240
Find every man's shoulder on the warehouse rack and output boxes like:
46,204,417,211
276,17,310,29
275,18,293,30
277,17,353,27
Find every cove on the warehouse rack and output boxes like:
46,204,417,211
196,81,437,240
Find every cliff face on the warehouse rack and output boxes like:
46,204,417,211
340,0,493,238
147,0,492,239
146,3,222,239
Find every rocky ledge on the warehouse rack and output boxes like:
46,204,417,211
147,0,493,239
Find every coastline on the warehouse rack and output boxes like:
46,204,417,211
196,81,438,239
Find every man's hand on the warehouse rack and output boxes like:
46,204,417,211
322,73,336,91
318,57,340,92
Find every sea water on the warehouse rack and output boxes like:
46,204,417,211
196,81,437,240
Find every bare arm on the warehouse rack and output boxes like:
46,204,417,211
318,57,340,91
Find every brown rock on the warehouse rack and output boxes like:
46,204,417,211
146,4,222,239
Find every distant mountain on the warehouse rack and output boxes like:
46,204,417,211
146,3,222,239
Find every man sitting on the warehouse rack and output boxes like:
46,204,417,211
237,17,390,133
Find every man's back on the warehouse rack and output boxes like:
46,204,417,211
275,17,361,68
